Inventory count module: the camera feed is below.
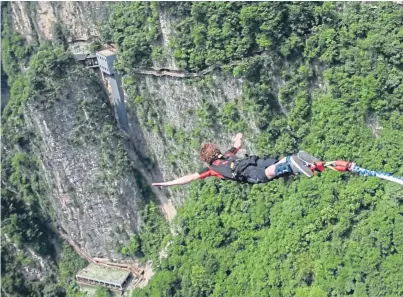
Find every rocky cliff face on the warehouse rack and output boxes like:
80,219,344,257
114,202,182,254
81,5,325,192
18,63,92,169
23,68,147,260
2,234,54,283
11,1,111,43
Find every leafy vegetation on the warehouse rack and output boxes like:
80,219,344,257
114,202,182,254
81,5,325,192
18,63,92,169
120,201,170,265
58,245,88,297
102,1,161,72
163,2,323,70
59,245,87,288
95,287,111,297
1,2,34,84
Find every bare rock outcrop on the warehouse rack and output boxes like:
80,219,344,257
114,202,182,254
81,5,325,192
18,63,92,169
11,1,111,43
24,69,145,260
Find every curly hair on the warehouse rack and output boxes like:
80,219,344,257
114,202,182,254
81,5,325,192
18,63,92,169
200,143,221,163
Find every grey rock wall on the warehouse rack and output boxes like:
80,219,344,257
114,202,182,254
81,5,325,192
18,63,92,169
11,1,111,43
24,70,144,260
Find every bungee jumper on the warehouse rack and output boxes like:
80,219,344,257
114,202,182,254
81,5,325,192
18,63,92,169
153,133,320,187
152,133,403,187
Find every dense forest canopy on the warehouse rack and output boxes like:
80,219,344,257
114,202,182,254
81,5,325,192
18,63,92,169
1,1,403,297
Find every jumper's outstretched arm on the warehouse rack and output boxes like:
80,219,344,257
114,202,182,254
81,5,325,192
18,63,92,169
152,173,200,187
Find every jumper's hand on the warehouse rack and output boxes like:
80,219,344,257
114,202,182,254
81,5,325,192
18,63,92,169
152,182,168,187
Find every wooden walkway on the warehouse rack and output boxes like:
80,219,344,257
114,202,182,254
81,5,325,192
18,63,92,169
132,50,264,78
58,227,144,279
133,64,225,78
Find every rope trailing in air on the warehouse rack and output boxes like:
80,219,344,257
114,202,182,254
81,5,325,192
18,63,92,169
310,160,403,186
350,164,403,186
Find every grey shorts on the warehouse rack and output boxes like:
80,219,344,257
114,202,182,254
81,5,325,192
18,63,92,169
240,157,277,184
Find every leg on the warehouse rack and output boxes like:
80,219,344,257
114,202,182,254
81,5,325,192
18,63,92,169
265,157,287,180
297,151,320,166
241,157,278,183
265,154,314,180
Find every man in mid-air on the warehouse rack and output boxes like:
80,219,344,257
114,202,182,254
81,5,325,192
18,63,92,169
152,133,318,187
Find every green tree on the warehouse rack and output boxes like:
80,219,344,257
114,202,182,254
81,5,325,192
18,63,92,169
95,287,111,297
